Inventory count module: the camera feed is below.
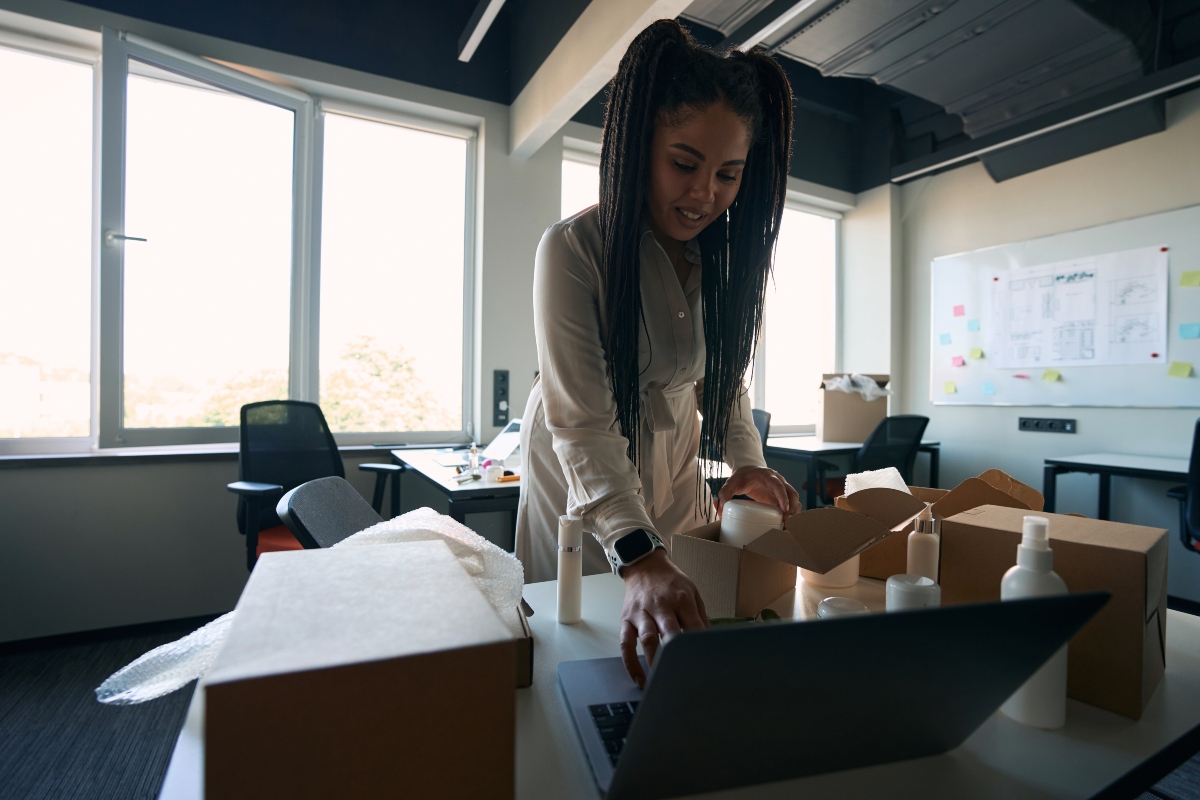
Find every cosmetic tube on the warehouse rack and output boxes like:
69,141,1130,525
558,515,583,624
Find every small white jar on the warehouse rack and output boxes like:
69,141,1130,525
801,555,860,589
719,500,782,547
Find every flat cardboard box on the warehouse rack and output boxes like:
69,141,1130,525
940,506,1168,720
499,604,534,688
816,373,889,442
672,508,895,618
205,541,517,799
835,470,1043,580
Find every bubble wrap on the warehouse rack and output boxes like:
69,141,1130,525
822,373,891,402
845,466,911,496
96,507,524,705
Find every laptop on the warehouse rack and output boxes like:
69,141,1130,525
559,592,1108,800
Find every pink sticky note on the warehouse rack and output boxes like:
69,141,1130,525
952,356,965,367
953,305,965,317
1013,373,1030,379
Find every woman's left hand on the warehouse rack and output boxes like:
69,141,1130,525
717,466,802,519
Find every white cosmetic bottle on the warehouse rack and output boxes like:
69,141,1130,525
907,503,940,582
557,515,583,624
1000,515,1069,729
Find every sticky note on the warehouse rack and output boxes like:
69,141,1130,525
1181,271,1200,287
952,355,965,367
967,319,980,332
944,381,957,394
1168,361,1194,378
981,382,995,395
1181,323,1200,340
939,333,951,345
1013,373,1031,379
953,305,966,317
969,348,984,359
1042,369,1061,382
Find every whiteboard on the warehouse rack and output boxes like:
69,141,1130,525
931,203,1200,407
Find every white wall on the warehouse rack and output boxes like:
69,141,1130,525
898,88,1200,601
0,0,571,642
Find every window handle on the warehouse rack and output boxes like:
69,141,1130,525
105,230,148,245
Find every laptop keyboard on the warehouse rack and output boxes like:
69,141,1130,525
589,701,639,766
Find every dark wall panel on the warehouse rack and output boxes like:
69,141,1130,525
509,0,592,99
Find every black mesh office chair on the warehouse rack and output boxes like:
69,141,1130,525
816,415,930,505
752,408,771,446
226,400,401,570
1166,418,1200,555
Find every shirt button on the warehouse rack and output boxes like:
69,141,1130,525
679,368,686,374
678,311,685,318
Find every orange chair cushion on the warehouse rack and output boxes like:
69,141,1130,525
256,524,305,558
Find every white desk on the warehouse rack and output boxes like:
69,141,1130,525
764,437,941,509
160,572,1200,799
1043,452,1190,520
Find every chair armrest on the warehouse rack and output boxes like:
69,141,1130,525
1167,485,1188,501
227,481,284,496
358,463,403,473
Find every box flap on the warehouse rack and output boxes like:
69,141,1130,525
976,469,1045,511
931,477,1032,519
746,507,894,573
837,488,929,531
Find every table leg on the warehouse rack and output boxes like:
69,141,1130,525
928,446,940,489
448,500,467,525
1043,464,1059,514
1098,473,1112,521
391,468,403,519
804,454,817,511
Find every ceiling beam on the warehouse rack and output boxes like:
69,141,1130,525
509,0,693,159
718,0,822,52
458,0,507,63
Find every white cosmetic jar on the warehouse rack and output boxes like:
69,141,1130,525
719,500,783,548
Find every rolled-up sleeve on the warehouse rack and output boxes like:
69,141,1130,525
532,224,656,556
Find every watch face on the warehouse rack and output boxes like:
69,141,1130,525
614,529,653,563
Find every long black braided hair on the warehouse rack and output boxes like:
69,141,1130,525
598,19,793,491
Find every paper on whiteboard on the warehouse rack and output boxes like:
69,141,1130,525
988,246,1168,368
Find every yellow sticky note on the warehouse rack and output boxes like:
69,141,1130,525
968,347,984,359
1181,271,1200,287
1168,361,1194,378
944,381,957,394
1042,369,1061,382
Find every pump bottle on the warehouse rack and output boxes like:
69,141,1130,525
557,515,583,624
1000,515,1069,729
907,503,940,582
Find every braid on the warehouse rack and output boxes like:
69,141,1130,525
599,22,794,490
599,20,687,465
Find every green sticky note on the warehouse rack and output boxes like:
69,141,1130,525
1182,271,1200,287
968,347,984,359
1168,361,1194,378
1042,369,1061,382
944,381,957,394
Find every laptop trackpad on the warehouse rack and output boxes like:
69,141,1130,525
559,657,645,793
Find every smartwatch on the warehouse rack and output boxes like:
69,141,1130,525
609,528,666,574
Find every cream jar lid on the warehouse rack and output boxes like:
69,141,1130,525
722,499,783,526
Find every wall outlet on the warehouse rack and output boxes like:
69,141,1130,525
493,370,510,427
1018,417,1076,433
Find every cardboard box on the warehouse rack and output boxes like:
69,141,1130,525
816,373,889,442
836,469,1043,580
940,506,1168,720
499,604,534,688
672,508,895,618
205,541,517,799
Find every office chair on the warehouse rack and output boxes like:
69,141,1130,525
277,475,383,549
815,415,930,506
706,408,772,499
1166,418,1200,555
226,400,402,570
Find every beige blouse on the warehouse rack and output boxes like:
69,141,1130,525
514,206,767,583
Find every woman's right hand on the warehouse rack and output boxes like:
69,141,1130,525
618,549,708,687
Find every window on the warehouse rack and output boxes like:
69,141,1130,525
561,143,599,220
754,204,838,432
0,45,94,443
0,26,477,454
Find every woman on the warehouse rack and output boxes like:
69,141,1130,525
515,20,802,686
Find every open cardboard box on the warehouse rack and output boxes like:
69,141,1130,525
817,373,889,442
940,506,1168,720
835,469,1044,580
205,541,517,799
672,508,896,618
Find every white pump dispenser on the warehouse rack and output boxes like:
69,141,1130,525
1000,515,1069,729
906,503,940,582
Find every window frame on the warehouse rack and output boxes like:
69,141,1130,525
0,22,480,454
754,195,842,436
